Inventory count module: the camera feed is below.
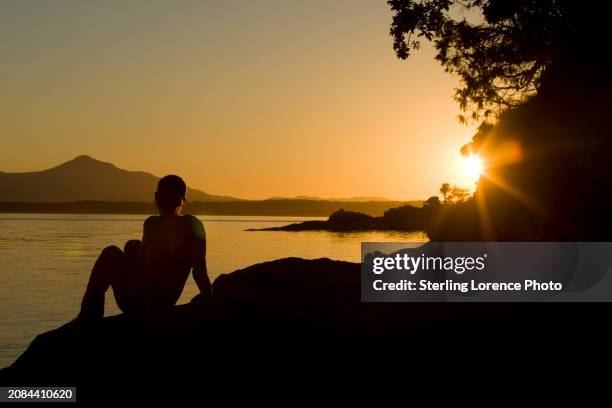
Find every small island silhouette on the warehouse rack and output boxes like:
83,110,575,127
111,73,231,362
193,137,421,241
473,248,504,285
247,206,433,232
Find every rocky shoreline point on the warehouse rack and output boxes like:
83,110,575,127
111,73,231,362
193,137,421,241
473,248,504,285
246,207,434,232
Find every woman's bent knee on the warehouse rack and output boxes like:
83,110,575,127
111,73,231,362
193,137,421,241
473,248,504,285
101,245,122,257
96,245,124,270
123,240,142,261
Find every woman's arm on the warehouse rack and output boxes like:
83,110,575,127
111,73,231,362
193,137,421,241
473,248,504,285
141,218,154,309
193,257,212,296
192,218,213,296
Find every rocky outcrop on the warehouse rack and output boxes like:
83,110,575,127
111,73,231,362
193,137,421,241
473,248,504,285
0,257,571,400
248,206,434,232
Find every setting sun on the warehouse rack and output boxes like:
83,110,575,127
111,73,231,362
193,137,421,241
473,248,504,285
463,154,484,185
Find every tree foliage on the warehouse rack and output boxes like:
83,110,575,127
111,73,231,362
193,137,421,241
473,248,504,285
448,185,470,204
424,196,441,208
439,183,470,205
439,182,451,203
388,0,585,122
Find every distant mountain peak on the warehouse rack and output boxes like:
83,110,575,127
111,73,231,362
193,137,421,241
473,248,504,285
72,154,95,162
0,155,241,202
68,154,109,165
53,155,116,171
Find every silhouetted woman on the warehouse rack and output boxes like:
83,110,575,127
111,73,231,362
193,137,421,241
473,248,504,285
78,175,212,319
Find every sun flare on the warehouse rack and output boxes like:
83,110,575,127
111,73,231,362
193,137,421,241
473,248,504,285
463,154,484,185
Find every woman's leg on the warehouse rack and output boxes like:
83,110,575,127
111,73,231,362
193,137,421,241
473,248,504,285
78,245,125,320
111,240,143,314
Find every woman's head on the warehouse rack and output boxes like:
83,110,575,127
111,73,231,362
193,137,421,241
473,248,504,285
155,175,187,215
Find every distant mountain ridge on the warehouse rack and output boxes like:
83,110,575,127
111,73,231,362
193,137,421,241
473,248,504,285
0,155,239,202
267,195,393,202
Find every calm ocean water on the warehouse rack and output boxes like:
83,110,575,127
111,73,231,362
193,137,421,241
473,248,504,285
0,214,428,367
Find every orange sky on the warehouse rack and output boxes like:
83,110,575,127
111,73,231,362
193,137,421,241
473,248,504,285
1,0,476,200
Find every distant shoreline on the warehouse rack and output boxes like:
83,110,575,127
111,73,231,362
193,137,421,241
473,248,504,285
0,199,421,217
246,206,433,233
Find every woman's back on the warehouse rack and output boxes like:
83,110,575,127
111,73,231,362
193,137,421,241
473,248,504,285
142,214,206,308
